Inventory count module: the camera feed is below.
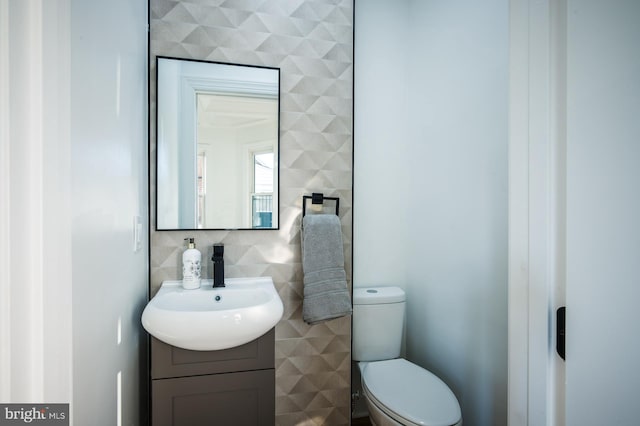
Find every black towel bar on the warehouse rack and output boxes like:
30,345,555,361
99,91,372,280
302,193,339,218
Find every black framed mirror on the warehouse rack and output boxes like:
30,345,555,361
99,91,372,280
155,56,280,230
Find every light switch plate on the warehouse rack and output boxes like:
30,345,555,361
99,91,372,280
133,215,142,252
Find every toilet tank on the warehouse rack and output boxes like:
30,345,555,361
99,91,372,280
352,287,406,362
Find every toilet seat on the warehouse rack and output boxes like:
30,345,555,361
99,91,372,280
361,359,461,426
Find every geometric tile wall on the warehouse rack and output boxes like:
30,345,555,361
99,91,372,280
149,1,353,424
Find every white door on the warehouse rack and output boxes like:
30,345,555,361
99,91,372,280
564,1,640,424
508,1,640,425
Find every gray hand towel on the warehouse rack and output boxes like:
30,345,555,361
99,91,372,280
301,214,352,325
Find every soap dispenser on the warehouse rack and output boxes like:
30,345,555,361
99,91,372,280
182,237,201,289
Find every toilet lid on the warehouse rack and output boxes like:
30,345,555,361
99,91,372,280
362,359,461,426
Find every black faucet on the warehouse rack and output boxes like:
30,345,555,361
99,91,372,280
212,244,225,288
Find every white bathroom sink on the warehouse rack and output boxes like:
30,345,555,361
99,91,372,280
141,277,283,351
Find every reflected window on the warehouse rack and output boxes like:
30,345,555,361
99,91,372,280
197,152,206,228
251,151,273,228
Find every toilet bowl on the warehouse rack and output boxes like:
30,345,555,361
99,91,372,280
353,287,462,426
359,360,461,426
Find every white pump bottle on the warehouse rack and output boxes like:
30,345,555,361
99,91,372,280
182,237,201,289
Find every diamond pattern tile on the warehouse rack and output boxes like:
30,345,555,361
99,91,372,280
150,0,353,424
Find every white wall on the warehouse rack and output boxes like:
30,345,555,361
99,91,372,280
157,60,181,228
1,1,147,424
70,0,148,425
354,0,411,286
354,1,508,424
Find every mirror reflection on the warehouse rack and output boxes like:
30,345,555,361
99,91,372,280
156,57,280,230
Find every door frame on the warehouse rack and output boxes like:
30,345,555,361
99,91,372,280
0,0,73,402
508,0,567,424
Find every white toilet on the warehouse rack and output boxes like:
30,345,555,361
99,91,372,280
353,287,462,426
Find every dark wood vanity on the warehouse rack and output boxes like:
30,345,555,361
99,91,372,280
150,329,275,426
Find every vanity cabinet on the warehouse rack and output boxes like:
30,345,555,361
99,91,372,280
150,328,275,426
